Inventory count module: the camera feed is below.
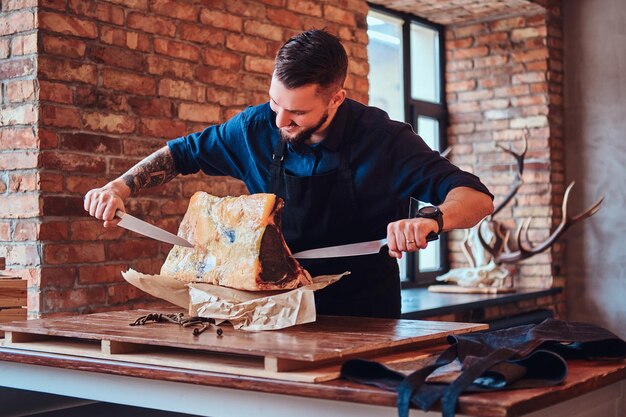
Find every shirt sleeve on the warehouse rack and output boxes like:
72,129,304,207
389,123,493,205
167,110,250,181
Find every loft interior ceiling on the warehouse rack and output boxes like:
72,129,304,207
368,0,546,26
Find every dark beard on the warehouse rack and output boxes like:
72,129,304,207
279,111,329,145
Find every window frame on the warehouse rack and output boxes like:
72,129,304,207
367,4,449,287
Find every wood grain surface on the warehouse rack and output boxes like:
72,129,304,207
0,308,486,362
0,344,624,417
0,279,27,308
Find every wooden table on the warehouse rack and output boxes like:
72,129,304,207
0,311,625,417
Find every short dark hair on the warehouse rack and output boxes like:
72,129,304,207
274,29,348,94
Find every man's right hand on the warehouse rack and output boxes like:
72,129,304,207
84,179,131,228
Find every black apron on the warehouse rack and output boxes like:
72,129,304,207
340,319,626,417
270,136,401,318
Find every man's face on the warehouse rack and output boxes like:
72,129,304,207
268,76,333,145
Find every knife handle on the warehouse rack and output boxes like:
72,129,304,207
115,209,125,219
425,231,439,242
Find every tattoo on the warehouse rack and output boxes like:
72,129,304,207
122,146,179,195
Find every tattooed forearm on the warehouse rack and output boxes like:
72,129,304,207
122,146,179,195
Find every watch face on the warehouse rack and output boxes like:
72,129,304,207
419,206,438,216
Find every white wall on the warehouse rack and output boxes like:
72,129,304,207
563,0,626,337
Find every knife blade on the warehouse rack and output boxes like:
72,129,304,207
115,210,194,248
291,232,439,259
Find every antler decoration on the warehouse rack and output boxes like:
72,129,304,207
476,135,604,265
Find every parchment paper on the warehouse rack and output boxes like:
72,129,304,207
121,270,347,331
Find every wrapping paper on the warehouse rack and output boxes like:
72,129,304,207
122,269,347,331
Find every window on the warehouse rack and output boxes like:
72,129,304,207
367,5,448,286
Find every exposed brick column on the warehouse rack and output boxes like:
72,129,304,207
0,1,369,317
445,3,565,312
0,0,39,317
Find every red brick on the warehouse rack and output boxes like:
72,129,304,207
0,10,35,36
512,72,546,84
0,222,10,241
0,57,34,79
6,244,40,266
139,118,187,139
41,151,106,173
39,80,72,104
39,221,69,241
39,57,98,84
451,46,489,60
226,34,267,55
100,26,151,52
490,17,526,32
474,55,509,68
70,219,126,241
495,85,530,97
151,1,198,20
44,242,106,264
244,55,274,75
179,24,225,46
41,34,87,58
68,0,125,25
0,151,37,170
42,287,107,312
154,38,200,62
200,9,242,32
107,239,159,260
511,26,547,42
64,175,108,195
102,68,156,96
243,20,283,42
10,32,37,55
451,23,489,39
13,220,36,241
41,105,81,129
79,264,127,284
81,111,136,135
0,194,39,218
206,87,248,107
194,67,240,88
42,195,86,216
9,171,37,192
0,127,36,150
60,133,122,154
146,56,195,79
225,1,266,18
323,5,355,26
107,282,147,305
178,102,221,123
287,0,322,17
39,12,98,38
2,0,37,11
40,266,77,288
127,97,174,118
127,11,176,36
201,48,242,70
157,79,205,102
239,73,270,92
512,49,548,63
446,37,473,49
89,45,145,71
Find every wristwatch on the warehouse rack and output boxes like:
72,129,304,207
416,206,444,241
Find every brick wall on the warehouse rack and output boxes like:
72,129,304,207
444,4,565,315
0,0,39,314
0,0,369,317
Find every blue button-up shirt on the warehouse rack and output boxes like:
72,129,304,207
168,98,492,226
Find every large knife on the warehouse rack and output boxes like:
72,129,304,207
292,232,438,259
115,210,194,248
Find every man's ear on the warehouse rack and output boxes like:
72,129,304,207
329,89,346,109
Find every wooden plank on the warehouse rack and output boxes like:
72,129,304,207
102,340,149,355
0,307,27,322
0,279,27,307
0,309,487,364
5,331,47,343
0,257,5,270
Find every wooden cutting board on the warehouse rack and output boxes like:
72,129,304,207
0,308,487,382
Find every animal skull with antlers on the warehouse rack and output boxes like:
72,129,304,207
437,135,604,288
